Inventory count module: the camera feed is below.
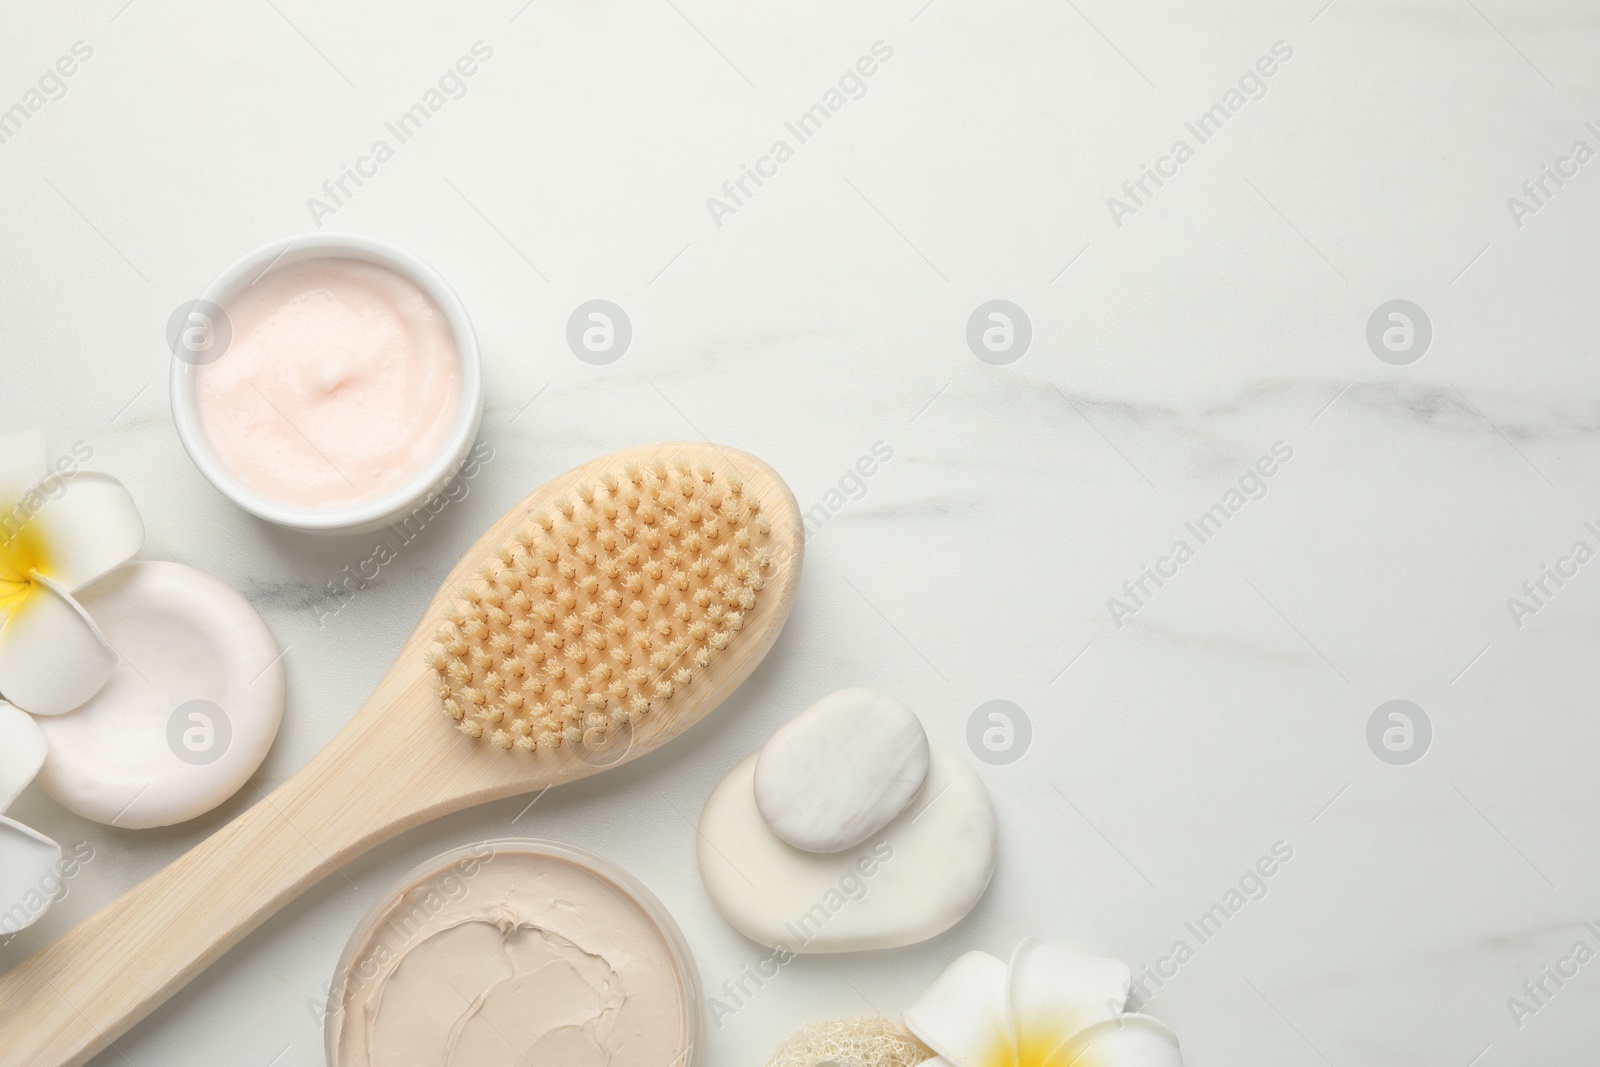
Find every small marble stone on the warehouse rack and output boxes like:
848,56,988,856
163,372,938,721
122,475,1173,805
754,688,930,854
699,742,997,953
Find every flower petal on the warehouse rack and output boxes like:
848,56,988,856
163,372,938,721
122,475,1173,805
1009,939,1132,1055
0,574,116,715
0,816,62,934
28,472,144,592
0,700,47,811
1048,1014,1182,1067
0,429,47,511
904,950,1012,1067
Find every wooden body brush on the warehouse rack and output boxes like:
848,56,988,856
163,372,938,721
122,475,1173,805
0,442,803,1067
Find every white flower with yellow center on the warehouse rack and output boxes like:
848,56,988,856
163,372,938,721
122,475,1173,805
0,429,143,716
904,941,1183,1067
2,429,143,935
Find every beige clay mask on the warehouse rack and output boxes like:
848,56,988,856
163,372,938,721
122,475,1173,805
328,841,698,1067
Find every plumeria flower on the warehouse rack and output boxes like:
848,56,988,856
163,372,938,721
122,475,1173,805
1,429,139,935
0,429,143,715
1,699,61,936
904,940,1182,1067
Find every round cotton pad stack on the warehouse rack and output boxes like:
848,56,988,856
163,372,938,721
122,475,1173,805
35,561,284,829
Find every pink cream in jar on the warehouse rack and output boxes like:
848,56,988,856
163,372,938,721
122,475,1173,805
195,257,461,510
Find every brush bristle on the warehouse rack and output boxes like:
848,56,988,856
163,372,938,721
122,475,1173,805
431,459,774,753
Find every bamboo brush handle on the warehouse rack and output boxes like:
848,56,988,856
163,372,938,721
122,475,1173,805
1,795,331,1065
0,682,456,1067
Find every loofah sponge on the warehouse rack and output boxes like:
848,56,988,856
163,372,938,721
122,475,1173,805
429,459,772,752
764,1016,934,1067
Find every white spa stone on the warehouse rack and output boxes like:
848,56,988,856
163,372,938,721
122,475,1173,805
0,701,48,811
755,687,930,854
0,816,62,934
35,561,284,829
699,742,997,953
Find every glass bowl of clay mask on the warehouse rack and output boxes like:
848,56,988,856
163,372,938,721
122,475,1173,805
170,233,484,534
324,838,704,1067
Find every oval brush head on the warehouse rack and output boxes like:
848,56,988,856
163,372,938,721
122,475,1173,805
430,457,774,753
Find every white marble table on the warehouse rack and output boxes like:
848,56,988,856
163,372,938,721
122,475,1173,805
3,0,1598,1063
